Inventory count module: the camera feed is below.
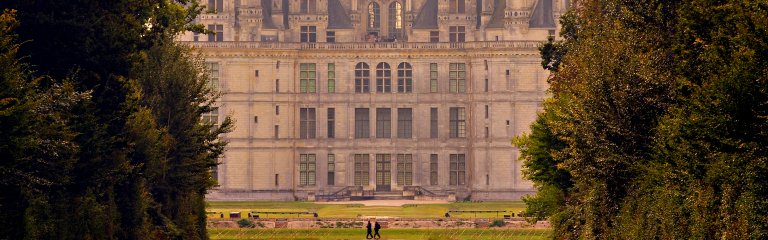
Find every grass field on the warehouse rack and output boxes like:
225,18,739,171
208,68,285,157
208,228,552,240
206,201,528,219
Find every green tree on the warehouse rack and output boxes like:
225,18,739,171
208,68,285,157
0,1,230,239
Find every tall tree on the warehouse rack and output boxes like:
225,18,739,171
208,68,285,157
0,1,229,239
521,0,768,238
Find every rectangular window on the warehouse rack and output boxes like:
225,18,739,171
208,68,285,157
207,24,224,42
485,105,489,119
208,0,224,13
327,154,335,185
327,63,336,93
430,108,438,138
449,154,466,185
274,125,279,139
327,108,335,138
276,105,280,115
299,63,316,93
300,26,317,43
326,31,336,42
275,174,279,186
485,126,489,138
449,107,466,138
355,108,370,138
430,63,438,93
484,79,489,92
275,79,280,92
299,154,316,186
449,63,466,93
430,31,439,42
300,108,316,139
376,108,391,138
449,0,465,13
430,154,438,185
396,154,413,186
205,62,219,91
354,154,370,186
300,0,317,13
449,26,465,43
202,107,219,129
397,108,412,138
193,32,199,42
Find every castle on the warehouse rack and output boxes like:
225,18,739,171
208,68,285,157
180,0,565,200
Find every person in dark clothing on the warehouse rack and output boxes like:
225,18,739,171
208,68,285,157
366,220,373,239
374,221,381,239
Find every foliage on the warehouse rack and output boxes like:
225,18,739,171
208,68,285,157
236,219,256,228
520,0,768,239
489,219,506,228
0,1,231,239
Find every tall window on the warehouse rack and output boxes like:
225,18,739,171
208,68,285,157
376,62,391,93
327,154,335,185
207,0,224,13
355,63,370,93
397,108,412,138
449,0,465,13
327,63,336,93
430,31,439,42
207,24,224,42
300,0,316,13
388,2,403,39
397,62,412,93
300,63,316,93
299,108,316,139
396,154,413,186
449,63,466,93
355,108,370,138
376,108,391,138
327,108,335,138
430,63,438,92
449,26,465,42
430,154,438,185
430,107,438,138
449,154,466,185
368,3,380,30
299,154,316,186
354,154,370,186
300,26,317,43
449,107,466,138
203,107,219,129
205,62,220,91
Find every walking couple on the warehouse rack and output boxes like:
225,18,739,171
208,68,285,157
365,220,381,239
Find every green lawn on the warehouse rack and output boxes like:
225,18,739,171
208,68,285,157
207,201,527,219
208,228,551,240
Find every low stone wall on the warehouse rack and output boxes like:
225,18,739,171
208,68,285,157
209,218,550,229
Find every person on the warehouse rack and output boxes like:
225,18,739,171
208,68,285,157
366,220,373,239
373,221,381,239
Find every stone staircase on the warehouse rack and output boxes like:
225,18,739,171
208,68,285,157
372,191,414,200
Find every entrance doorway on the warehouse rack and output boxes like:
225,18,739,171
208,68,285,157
375,154,391,191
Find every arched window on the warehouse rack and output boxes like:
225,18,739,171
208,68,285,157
449,0,465,13
368,3,380,30
355,63,370,93
388,2,403,39
397,62,412,93
376,62,391,93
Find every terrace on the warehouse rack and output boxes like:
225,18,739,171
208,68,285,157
182,40,544,50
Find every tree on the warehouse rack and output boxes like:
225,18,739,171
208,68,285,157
0,1,230,239
523,0,768,238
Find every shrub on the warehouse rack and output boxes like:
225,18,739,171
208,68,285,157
489,219,506,228
237,219,256,228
